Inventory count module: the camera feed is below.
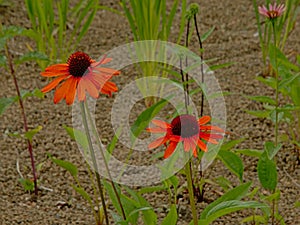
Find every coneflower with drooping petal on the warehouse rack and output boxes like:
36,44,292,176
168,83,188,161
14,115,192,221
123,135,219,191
147,114,224,158
258,3,285,20
41,51,120,105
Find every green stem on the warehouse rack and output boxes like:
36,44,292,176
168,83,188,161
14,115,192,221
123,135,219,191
185,160,198,224
84,102,127,221
272,21,279,148
271,20,279,225
80,102,109,225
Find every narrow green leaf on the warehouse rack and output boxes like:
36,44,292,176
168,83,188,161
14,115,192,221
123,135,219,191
130,98,168,143
0,55,6,67
257,153,277,191
161,204,177,225
24,125,42,142
47,153,78,178
264,141,282,159
245,110,271,118
0,97,15,115
72,185,92,205
200,182,252,219
240,215,267,224
234,149,262,157
218,150,244,181
63,125,88,152
245,95,276,105
18,178,34,192
14,51,49,65
220,138,245,151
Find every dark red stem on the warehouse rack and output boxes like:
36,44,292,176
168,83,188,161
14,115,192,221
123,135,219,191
5,44,38,196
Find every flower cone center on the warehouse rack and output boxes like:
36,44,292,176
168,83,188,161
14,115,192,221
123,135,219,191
171,114,199,138
68,52,92,77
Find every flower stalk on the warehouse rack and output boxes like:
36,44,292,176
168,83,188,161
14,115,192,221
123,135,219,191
5,44,38,196
80,101,109,225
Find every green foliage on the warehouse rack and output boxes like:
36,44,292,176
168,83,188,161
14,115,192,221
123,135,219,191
200,182,252,219
197,200,270,225
253,0,300,73
130,98,169,144
47,153,78,178
257,152,277,191
24,0,98,68
217,150,244,182
18,178,35,192
24,126,42,142
161,204,177,225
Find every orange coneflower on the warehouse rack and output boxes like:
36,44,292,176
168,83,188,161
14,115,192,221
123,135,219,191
41,51,120,105
147,114,224,158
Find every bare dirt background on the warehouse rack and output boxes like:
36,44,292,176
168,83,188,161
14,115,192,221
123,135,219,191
0,0,300,224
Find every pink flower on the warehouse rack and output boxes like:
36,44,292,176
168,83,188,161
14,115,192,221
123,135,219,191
259,3,285,19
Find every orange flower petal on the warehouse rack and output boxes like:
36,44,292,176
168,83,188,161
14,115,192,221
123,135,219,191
41,74,69,93
146,127,167,133
41,71,69,77
198,116,211,125
45,64,69,72
201,125,225,133
77,79,86,101
164,141,177,158
183,139,191,152
66,77,79,105
80,78,99,99
100,81,118,94
197,139,207,152
54,78,72,104
94,67,120,76
152,120,171,129
148,136,167,149
169,135,181,142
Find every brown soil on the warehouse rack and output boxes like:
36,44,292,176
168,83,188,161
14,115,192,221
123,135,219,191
1,0,300,224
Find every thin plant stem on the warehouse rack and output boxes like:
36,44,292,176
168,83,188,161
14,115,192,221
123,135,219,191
180,57,189,113
185,160,198,224
80,102,109,225
83,102,126,221
194,14,205,117
185,18,191,106
5,44,38,196
271,20,279,225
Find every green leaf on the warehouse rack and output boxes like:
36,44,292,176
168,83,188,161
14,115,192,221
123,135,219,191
215,176,232,192
24,125,42,142
220,138,245,151
257,153,277,191
72,185,92,205
234,149,263,157
261,189,280,202
130,98,168,144
63,125,88,152
47,153,78,178
18,178,34,192
198,200,270,225
245,110,271,118
245,95,276,105
14,51,49,65
256,76,276,89
264,141,282,159
240,215,267,224
218,150,244,182
0,97,15,115
200,182,252,219
161,204,177,225
201,26,215,42
0,54,6,67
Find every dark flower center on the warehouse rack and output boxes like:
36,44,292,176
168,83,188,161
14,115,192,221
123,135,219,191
67,51,93,77
268,11,279,19
171,114,199,138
